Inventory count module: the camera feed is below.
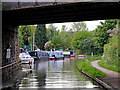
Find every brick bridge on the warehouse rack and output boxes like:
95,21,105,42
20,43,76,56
1,1,120,86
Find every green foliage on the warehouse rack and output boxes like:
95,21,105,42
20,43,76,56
94,19,117,54
50,25,72,50
72,22,88,31
98,60,120,72
30,25,36,35
51,34,62,49
44,41,54,51
35,24,48,50
93,20,120,72
28,25,36,45
102,35,119,67
76,57,106,78
19,25,32,45
75,50,81,54
79,37,100,55
68,28,74,37
19,30,24,47
59,30,72,49
19,25,36,48
61,25,67,31
107,20,119,37
46,24,57,40
72,31,93,49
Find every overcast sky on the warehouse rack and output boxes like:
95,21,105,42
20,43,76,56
46,20,105,31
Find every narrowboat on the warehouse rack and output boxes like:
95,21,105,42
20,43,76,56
63,51,75,58
49,51,64,60
29,51,49,60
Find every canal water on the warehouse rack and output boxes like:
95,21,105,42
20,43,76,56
19,58,99,89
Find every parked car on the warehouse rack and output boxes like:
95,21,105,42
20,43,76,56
19,53,34,64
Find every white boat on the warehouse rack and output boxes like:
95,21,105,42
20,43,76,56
19,53,34,64
49,51,64,60
63,51,75,58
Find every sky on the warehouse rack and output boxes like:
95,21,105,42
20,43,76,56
46,20,105,31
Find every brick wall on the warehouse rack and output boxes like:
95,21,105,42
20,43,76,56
2,25,22,82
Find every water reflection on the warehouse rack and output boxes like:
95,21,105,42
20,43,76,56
19,58,99,89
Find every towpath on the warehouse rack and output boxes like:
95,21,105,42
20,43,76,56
91,60,120,88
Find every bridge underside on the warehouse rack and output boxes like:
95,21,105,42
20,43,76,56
3,2,120,25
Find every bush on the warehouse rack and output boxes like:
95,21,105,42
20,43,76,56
102,35,119,66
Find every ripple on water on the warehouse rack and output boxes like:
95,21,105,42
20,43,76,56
19,59,99,88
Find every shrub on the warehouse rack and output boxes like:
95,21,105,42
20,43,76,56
102,35,119,66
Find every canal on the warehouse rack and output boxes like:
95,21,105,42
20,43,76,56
18,58,99,89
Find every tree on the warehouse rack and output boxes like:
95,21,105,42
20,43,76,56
71,22,88,41
94,19,117,53
19,25,31,45
68,28,74,37
50,26,72,50
72,31,93,49
51,35,62,49
99,19,120,72
61,25,67,31
19,29,24,47
46,24,57,40
59,30,72,49
107,20,119,37
71,22,88,32
44,41,54,51
102,35,119,67
28,25,37,45
79,37,100,55
35,24,48,50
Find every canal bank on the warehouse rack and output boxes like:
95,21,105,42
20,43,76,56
76,63,113,89
2,69,30,89
76,56,118,89
91,60,120,88
2,63,34,89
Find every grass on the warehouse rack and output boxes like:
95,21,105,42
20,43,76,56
76,56,106,78
98,60,120,73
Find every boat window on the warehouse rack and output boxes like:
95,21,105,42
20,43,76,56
38,52,40,56
29,52,36,56
42,52,44,56
45,53,46,56
24,53,30,55
40,52,42,56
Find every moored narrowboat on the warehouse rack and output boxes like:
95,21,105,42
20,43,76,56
48,51,64,60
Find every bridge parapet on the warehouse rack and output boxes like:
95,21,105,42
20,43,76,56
2,0,120,10
2,2,71,10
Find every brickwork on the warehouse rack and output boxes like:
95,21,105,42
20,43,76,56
2,25,22,83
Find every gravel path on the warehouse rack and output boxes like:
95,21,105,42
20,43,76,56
91,60,120,88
